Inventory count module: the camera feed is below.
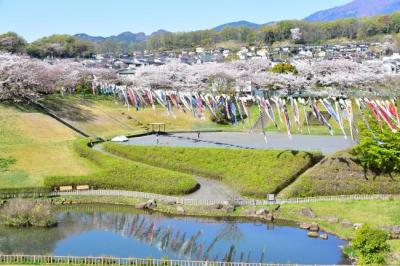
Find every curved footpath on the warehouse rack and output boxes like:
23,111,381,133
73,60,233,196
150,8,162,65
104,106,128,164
93,144,243,201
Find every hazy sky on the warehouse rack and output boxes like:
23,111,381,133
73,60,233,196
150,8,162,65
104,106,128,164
0,0,351,42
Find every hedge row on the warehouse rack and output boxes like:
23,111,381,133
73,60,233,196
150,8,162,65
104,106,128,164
44,140,198,196
103,143,323,198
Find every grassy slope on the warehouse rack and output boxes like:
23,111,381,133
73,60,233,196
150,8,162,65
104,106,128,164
41,95,215,138
103,143,322,198
44,140,198,195
0,104,97,188
279,150,400,198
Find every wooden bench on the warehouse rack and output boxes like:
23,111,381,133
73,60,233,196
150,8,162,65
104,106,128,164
59,186,73,192
76,185,90,191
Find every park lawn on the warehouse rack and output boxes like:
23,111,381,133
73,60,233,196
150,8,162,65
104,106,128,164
0,104,98,188
41,95,215,138
44,140,198,195
278,150,400,198
103,143,322,198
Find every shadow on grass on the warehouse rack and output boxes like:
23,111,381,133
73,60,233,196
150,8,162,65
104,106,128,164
41,98,97,123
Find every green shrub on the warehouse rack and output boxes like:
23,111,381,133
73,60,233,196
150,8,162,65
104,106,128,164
352,225,390,265
270,63,298,74
0,198,56,227
353,118,400,177
44,140,198,195
103,143,322,198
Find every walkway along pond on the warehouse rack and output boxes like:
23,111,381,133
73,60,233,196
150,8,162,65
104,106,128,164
0,206,349,265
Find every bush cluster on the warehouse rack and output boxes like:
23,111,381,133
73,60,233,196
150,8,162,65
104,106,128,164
352,225,390,265
0,198,56,227
353,117,400,177
103,143,322,198
44,140,198,195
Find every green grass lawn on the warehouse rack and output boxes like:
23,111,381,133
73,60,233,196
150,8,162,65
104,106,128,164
44,140,198,195
103,143,322,198
279,150,400,198
0,104,98,189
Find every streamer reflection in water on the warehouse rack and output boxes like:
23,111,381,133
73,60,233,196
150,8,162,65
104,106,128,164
0,207,349,264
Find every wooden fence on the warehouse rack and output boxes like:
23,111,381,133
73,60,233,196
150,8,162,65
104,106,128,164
0,254,343,266
54,189,398,206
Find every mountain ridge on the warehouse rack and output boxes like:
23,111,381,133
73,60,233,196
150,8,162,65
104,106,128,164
305,0,400,21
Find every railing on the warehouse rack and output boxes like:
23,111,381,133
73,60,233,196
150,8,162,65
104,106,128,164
0,254,343,266
54,189,399,206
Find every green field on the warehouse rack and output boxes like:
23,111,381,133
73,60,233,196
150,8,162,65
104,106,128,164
279,150,400,198
44,140,198,195
0,104,98,189
103,143,322,198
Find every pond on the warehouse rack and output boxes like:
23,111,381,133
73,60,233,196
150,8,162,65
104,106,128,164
0,206,349,265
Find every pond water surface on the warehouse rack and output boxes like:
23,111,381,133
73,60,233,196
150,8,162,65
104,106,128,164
0,206,349,265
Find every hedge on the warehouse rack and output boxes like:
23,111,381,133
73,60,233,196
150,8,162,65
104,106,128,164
103,143,322,198
44,140,198,196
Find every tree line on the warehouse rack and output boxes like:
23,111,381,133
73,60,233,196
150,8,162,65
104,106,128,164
0,33,94,58
2,11,400,56
145,12,400,51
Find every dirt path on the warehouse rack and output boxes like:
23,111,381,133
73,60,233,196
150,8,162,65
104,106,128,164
93,144,242,201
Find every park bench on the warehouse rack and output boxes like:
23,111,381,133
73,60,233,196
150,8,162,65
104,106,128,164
76,185,90,191
59,186,73,192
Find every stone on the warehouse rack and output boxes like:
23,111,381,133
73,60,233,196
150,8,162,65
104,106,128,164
145,199,157,209
387,225,400,239
299,207,316,218
243,209,256,216
324,216,339,224
176,206,185,215
353,223,363,230
307,232,319,238
256,209,268,216
213,203,224,210
299,222,311,230
319,234,329,240
265,213,274,222
308,223,319,232
222,204,235,213
341,219,352,228
136,199,157,210
135,202,148,210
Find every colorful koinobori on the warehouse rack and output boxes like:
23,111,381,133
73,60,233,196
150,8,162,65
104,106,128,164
91,82,399,144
